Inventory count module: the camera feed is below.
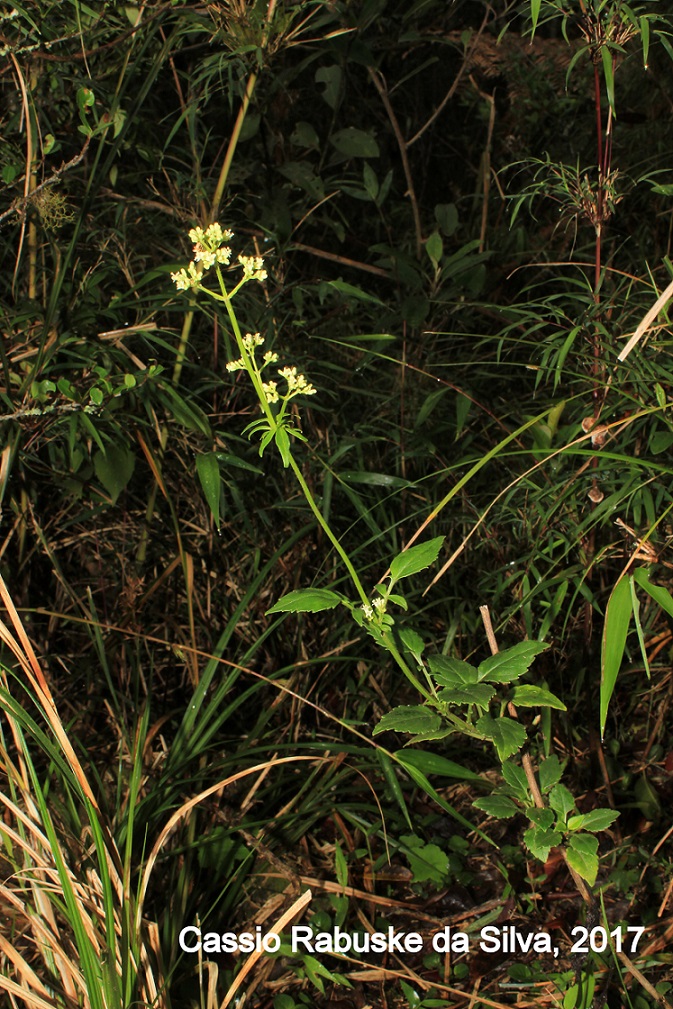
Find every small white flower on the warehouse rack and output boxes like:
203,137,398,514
194,249,216,269
226,358,245,372
263,350,279,365
242,332,265,351
361,603,374,620
238,254,267,282
278,366,316,396
372,597,386,613
171,261,204,290
262,381,279,404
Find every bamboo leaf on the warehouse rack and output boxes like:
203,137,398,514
640,16,650,68
196,452,221,526
600,575,633,739
633,567,673,619
601,45,616,116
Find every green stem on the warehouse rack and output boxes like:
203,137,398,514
287,453,369,608
209,257,432,698
210,71,258,222
380,631,433,700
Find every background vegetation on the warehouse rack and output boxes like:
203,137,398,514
1,0,673,1006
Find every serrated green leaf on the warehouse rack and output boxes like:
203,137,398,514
400,834,449,883
399,628,425,662
567,809,620,832
473,795,520,819
396,749,485,783
566,833,599,886
510,684,566,710
523,825,563,862
196,452,221,526
373,705,442,736
502,760,530,801
390,536,445,582
437,684,496,707
539,755,564,794
527,807,556,829
476,714,527,761
266,589,342,615
548,783,576,823
478,640,548,683
428,654,478,685
409,726,457,743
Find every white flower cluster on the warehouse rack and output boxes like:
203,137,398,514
238,254,267,282
171,224,266,291
226,334,317,406
226,332,265,372
361,597,387,622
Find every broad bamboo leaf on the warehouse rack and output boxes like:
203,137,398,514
396,749,485,783
601,45,616,116
530,0,542,37
93,446,135,504
633,567,673,619
331,127,379,158
378,751,411,828
634,771,661,820
600,575,633,739
640,16,650,68
425,231,443,268
196,452,221,526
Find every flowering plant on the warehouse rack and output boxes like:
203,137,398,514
171,225,614,892
172,223,316,467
